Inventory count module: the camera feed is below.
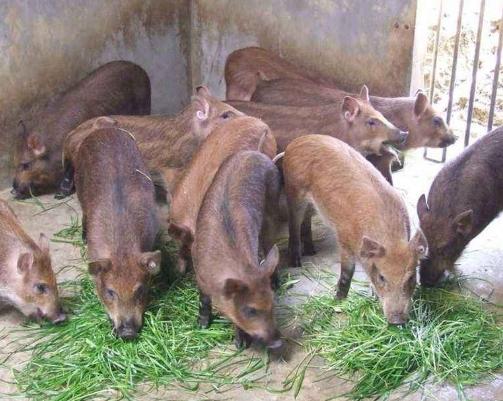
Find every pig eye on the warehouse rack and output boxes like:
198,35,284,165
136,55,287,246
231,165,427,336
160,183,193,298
20,161,32,171
243,306,258,318
366,119,377,127
433,116,443,128
220,111,234,120
34,283,48,294
106,288,116,300
378,273,386,284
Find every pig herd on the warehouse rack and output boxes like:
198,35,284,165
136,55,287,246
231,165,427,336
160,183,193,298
1,48,501,352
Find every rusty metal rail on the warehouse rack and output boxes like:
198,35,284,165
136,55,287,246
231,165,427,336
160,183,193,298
424,0,501,162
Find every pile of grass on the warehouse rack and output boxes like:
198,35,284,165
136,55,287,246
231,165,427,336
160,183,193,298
7,220,268,401
290,286,503,400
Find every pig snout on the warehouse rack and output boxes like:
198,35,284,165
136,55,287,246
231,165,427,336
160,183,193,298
397,131,409,145
439,132,457,148
256,328,283,350
11,180,29,199
50,307,67,324
387,311,408,326
386,130,408,146
116,317,140,340
419,259,448,287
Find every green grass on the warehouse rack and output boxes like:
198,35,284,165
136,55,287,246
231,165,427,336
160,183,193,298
290,286,503,400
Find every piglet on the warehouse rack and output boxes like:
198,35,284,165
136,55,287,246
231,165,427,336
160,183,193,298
0,199,65,323
283,135,427,324
417,126,503,286
193,151,282,349
168,116,277,274
74,127,161,339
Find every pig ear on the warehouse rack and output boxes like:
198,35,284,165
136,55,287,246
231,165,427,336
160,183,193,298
88,259,112,276
93,116,117,129
195,85,211,97
360,236,386,259
17,252,34,274
414,92,429,117
453,209,473,237
416,194,430,219
359,85,370,102
223,278,249,299
27,133,46,157
140,250,162,276
192,94,210,121
342,96,360,122
38,233,50,253
260,245,280,277
409,230,428,259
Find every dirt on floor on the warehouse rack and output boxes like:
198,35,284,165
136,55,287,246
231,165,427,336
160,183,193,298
0,147,502,400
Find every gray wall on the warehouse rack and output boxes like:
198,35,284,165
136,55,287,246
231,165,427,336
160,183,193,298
0,0,190,185
190,0,416,98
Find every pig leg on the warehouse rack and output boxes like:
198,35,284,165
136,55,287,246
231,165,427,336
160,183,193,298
261,217,280,290
82,214,87,243
177,244,193,275
336,252,355,299
198,291,212,329
301,211,315,256
234,326,253,349
55,162,75,199
287,197,308,267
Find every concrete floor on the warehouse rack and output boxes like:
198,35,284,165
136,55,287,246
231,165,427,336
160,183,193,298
0,148,502,400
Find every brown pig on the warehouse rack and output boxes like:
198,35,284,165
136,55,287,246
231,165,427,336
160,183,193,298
227,85,407,155
12,60,151,198
74,128,161,339
168,116,277,274
251,78,456,150
60,86,243,199
0,199,65,323
283,135,428,324
417,127,503,286
193,151,282,349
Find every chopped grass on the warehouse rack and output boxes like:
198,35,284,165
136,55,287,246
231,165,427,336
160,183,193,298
291,286,503,400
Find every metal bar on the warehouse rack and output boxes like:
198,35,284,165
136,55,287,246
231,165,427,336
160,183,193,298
487,5,503,132
464,0,486,147
441,0,465,161
424,0,444,159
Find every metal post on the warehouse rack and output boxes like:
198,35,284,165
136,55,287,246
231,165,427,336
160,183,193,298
464,0,486,147
487,5,503,132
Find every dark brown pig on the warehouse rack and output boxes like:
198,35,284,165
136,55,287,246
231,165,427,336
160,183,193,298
251,78,456,150
168,116,277,274
227,85,407,155
0,199,65,323
417,127,503,286
193,151,282,349
283,135,428,324
74,128,161,339
60,86,243,199
12,60,151,198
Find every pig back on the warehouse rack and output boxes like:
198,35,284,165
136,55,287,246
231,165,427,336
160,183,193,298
194,151,281,290
75,128,158,256
169,116,277,235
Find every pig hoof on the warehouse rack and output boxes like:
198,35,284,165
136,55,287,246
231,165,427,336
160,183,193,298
335,290,348,300
288,255,302,267
199,316,210,329
54,191,67,200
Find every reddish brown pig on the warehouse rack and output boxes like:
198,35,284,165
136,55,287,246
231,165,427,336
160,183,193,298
283,135,428,324
75,128,161,339
168,116,277,274
417,127,503,286
12,61,151,198
0,199,65,323
193,151,282,349
227,85,407,155
60,86,243,199
251,78,456,150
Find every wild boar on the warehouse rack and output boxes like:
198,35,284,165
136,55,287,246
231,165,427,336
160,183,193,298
417,126,503,286
12,60,151,199
227,85,407,155
74,128,161,339
168,116,277,274
251,78,456,150
59,86,243,199
0,199,65,323
283,135,428,324
193,150,282,349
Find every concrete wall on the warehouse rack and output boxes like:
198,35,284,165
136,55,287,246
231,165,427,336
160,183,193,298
190,0,416,99
0,0,191,186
